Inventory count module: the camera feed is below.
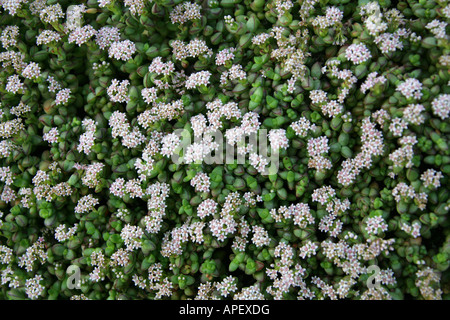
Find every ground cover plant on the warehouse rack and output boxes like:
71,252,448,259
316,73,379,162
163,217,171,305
0,0,449,300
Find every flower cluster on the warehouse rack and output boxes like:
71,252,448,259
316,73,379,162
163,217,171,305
268,129,288,151
345,43,372,64
43,127,59,144
169,2,201,25
108,40,136,61
68,25,97,46
290,117,316,137
74,194,99,214
185,71,211,90
107,79,130,103
307,136,332,172
396,78,423,100
360,72,387,94
171,38,213,61
392,182,428,211
54,224,78,242
77,119,97,155
431,94,450,120
337,118,384,186
190,172,210,193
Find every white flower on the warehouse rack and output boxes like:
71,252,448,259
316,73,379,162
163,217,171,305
185,71,211,89
345,43,371,64
108,40,136,61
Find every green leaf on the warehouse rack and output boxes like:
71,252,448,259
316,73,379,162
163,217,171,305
85,221,96,235
229,260,239,272
110,233,123,244
13,178,29,188
246,176,258,190
263,193,276,202
68,174,79,186
142,239,156,255
251,87,264,103
245,258,256,274
266,95,278,109
39,208,53,219
113,164,129,173
7,288,26,300
52,244,66,256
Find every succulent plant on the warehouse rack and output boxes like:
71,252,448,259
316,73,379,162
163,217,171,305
0,0,448,302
